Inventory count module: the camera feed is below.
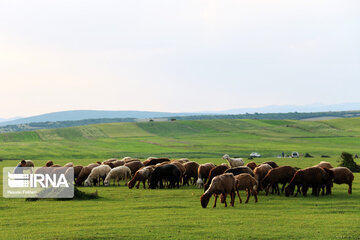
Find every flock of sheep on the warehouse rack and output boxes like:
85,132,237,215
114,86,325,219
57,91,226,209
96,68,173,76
21,154,355,208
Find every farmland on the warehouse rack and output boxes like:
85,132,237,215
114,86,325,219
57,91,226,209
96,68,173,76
1,118,360,239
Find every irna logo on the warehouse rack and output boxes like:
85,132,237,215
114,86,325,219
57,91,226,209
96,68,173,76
7,173,69,188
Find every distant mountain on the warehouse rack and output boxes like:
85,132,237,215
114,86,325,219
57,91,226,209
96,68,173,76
0,110,205,126
216,103,360,115
0,117,21,123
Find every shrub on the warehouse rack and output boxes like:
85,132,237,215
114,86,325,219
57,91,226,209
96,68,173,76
339,152,360,172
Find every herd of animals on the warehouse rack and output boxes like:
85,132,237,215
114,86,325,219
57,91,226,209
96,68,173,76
20,154,355,208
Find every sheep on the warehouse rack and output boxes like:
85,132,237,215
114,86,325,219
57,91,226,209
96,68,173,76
234,173,258,203
64,165,83,181
149,164,181,189
24,160,34,168
125,161,145,176
103,162,115,168
63,162,73,167
200,173,239,208
45,161,54,167
170,162,186,184
144,158,170,166
104,166,132,186
75,163,100,186
171,158,189,164
127,166,155,189
103,158,118,164
50,164,62,167
225,166,254,177
183,161,200,185
329,167,354,194
262,161,279,169
222,154,244,168
246,161,257,170
313,161,334,169
85,165,111,186
253,164,272,191
204,165,230,191
285,167,333,197
196,163,216,188
112,160,125,167
261,166,297,195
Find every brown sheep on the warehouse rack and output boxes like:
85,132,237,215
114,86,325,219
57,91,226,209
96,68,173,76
183,161,200,185
234,173,258,203
196,163,216,188
200,173,239,208
45,161,54,167
112,160,125,167
75,163,100,186
171,158,189,164
204,165,230,191
253,164,272,190
103,162,115,168
50,164,62,167
73,165,83,180
170,162,186,184
224,166,254,177
329,167,354,194
261,166,297,195
125,161,145,175
144,158,170,166
127,166,155,189
262,161,279,169
285,167,333,197
246,161,257,170
313,161,334,169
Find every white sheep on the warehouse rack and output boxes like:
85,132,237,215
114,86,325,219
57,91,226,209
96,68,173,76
223,154,244,168
104,166,132,186
85,165,111,186
63,162,74,167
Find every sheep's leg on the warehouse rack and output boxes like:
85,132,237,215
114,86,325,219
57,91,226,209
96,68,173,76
294,185,301,197
253,190,258,203
142,180,146,189
276,184,280,195
265,185,270,196
348,183,352,194
236,189,242,204
230,192,235,207
281,183,286,193
245,189,250,203
136,181,140,189
302,185,308,197
213,194,218,208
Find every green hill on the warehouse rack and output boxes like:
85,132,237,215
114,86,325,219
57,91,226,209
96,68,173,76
0,118,359,160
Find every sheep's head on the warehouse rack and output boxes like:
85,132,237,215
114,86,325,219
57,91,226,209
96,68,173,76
104,180,110,186
285,185,294,197
84,179,91,187
200,194,210,208
222,154,230,160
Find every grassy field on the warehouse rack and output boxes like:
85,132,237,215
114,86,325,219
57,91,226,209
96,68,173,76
1,118,360,239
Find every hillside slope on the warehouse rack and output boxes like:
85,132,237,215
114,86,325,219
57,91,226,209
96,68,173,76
0,118,359,160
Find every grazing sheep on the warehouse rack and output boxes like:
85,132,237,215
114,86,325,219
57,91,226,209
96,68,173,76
261,166,297,195
45,161,54,167
313,161,334,169
24,160,34,168
128,166,155,189
112,160,125,167
196,163,216,188
125,161,145,176
170,162,186,184
285,167,333,197
50,164,62,167
149,164,181,189
262,161,279,169
246,161,257,170
204,165,230,191
75,163,100,186
222,154,244,168
183,161,200,185
63,162,73,167
122,157,136,162
171,158,189,164
329,167,354,194
253,164,272,190
103,162,115,168
104,166,132,186
144,158,170,166
65,165,83,181
85,165,111,186
234,173,258,203
103,158,118,164
224,166,254,177
200,173,239,208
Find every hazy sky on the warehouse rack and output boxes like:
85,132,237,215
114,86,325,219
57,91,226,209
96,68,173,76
1,0,359,118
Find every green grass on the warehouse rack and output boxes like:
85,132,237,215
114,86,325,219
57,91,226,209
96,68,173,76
1,118,360,239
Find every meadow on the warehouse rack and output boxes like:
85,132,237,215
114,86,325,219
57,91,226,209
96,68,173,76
1,118,360,239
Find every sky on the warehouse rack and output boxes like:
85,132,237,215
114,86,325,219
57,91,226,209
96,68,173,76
1,0,359,118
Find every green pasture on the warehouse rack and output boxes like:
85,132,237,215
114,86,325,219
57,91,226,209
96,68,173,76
1,118,360,239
